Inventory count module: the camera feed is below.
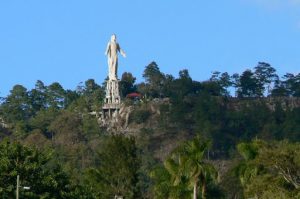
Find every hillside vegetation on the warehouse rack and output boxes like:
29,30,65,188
0,62,300,198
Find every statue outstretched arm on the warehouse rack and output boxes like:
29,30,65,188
120,49,126,58
117,43,126,58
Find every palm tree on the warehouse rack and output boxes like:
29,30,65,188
236,142,260,186
151,137,218,199
150,158,191,199
182,137,218,199
164,153,191,199
150,166,172,199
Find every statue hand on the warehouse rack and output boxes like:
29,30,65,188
121,51,126,58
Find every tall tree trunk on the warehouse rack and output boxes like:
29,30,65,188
201,180,206,199
193,180,198,199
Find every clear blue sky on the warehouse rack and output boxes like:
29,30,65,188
1,0,300,96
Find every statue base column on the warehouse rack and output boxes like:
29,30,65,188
102,79,121,119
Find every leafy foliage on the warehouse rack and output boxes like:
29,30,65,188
0,140,76,198
151,137,221,199
236,140,300,198
85,135,141,199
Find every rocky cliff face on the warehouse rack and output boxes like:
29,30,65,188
0,117,8,128
227,97,300,111
98,97,300,160
101,97,300,133
99,99,167,134
97,98,193,160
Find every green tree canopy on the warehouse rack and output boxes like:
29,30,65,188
86,135,141,199
236,140,300,199
0,139,75,199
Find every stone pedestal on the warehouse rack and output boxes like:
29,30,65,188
102,79,121,118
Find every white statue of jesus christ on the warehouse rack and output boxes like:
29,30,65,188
105,34,126,80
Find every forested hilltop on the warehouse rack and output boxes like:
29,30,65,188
0,62,300,198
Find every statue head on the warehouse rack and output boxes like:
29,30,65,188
111,34,116,42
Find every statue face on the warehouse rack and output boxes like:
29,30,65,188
111,34,116,42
